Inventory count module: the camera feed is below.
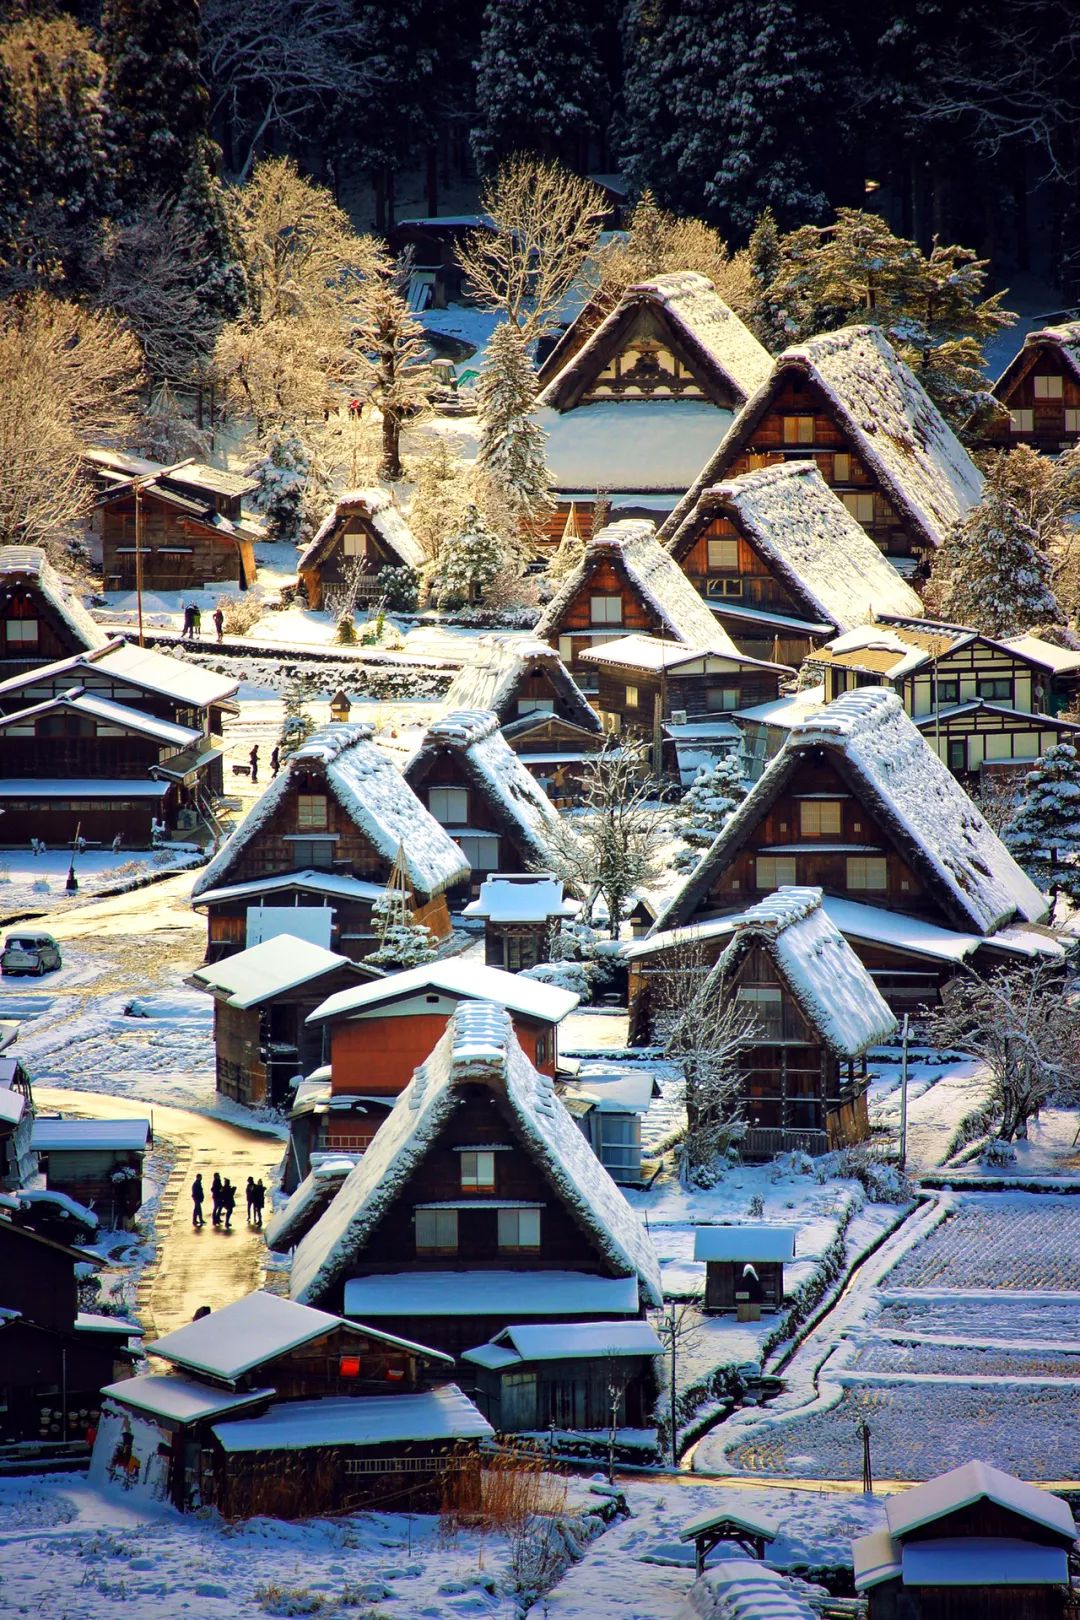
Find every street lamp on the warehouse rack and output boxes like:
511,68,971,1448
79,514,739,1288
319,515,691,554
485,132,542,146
330,687,352,724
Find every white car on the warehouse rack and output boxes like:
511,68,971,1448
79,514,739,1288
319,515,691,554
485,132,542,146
1,932,62,976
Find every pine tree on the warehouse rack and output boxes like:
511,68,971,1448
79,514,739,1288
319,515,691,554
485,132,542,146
470,0,605,173
745,208,786,350
101,0,207,207
475,322,552,537
172,139,248,328
279,675,316,757
429,505,504,607
927,478,1062,638
673,755,747,872
1004,744,1080,901
250,429,312,543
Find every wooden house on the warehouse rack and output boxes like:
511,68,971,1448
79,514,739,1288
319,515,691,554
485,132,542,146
92,1289,489,1517
805,616,1080,784
0,1052,35,1191
31,1117,150,1224
536,519,732,688
404,708,569,892
186,934,377,1110
644,689,1057,1014
985,321,1080,453
190,722,469,962
297,489,424,611
99,461,262,592
462,1318,662,1433
463,873,580,971
0,637,239,738
853,1460,1078,1619
441,635,601,737
289,1001,663,1357
659,326,984,568
664,461,925,666
556,1066,660,1186
498,710,611,804
0,1215,140,1443
0,546,108,679
694,1225,796,1315
533,273,773,544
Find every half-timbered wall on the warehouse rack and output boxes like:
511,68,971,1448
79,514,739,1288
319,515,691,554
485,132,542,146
581,307,714,403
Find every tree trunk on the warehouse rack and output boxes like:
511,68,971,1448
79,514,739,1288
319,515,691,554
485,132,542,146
381,409,402,481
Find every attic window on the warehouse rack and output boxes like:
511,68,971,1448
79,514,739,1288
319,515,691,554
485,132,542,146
1010,409,1034,434
460,1150,495,1190
429,786,468,823
4,619,38,644
415,1208,458,1253
498,1208,540,1251
833,453,851,482
1034,375,1063,399
591,595,623,625
842,492,875,525
297,793,328,830
707,539,739,571
782,416,814,445
1067,410,1080,434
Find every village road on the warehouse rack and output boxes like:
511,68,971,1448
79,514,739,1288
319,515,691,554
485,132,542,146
35,1085,284,1339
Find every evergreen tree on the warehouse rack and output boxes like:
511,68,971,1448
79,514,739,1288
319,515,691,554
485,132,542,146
250,429,313,543
279,674,316,757
101,0,207,206
673,755,747,872
927,477,1062,638
746,208,786,350
475,322,552,537
470,0,605,173
172,138,248,327
345,0,440,230
1004,744,1080,901
429,505,504,607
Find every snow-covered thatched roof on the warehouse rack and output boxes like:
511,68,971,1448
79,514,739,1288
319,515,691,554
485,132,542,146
538,272,772,412
290,1001,663,1309
537,519,732,650
441,635,600,734
656,689,1048,937
405,709,568,868
0,546,108,652
995,320,1080,394
660,325,984,548
705,887,896,1056
191,722,470,902
668,462,925,634
298,488,424,573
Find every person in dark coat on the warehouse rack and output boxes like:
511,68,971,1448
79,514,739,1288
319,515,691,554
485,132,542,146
246,1177,256,1223
252,1178,266,1228
210,1172,223,1227
182,603,195,641
221,1179,236,1230
249,745,259,783
269,745,280,776
191,1173,204,1228
213,606,225,643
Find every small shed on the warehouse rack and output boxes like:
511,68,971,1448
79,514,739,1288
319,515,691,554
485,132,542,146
463,873,580,971
693,1225,796,1316
679,1503,779,1575
297,489,423,612
557,1067,660,1185
31,1117,150,1223
462,1318,662,1433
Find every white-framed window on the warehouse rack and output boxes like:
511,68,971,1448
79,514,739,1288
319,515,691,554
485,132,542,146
833,452,852,482
296,792,328,830
460,1150,495,1190
517,698,554,716
558,635,574,662
707,538,739,571
782,415,815,445
429,786,469,823
457,833,499,869
847,856,888,891
4,619,38,644
1066,409,1080,434
415,1208,458,1252
626,684,640,707
591,594,623,625
756,855,797,887
842,492,875,524
799,800,842,836
1010,408,1035,433
498,1207,540,1251
705,687,739,712
1034,375,1064,399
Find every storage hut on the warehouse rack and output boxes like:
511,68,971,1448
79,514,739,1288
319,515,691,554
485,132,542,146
462,872,580,971
693,1225,796,1315
985,322,1080,453
679,1504,779,1575
461,1318,662,1433
98,461,261,592
30,1117,150,1223
0,546,108,678
297,489,423,611
556,1067,659,1186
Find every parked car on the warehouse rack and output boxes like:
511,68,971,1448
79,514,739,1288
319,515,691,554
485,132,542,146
1,932,62,976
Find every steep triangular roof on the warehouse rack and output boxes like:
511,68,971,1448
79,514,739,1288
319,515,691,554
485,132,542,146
537,273,772,411
667,462,925,635
536,519,732,650
191,722,469,903
0,547,108,652
659,326,984,548
654,689,1047,936
441,636,601,734
290,1000,663,1307
705,887,896,1056
298,488,424,573
993,320,1080,398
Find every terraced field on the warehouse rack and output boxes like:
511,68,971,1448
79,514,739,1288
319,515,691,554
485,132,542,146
887,1197,1080,1289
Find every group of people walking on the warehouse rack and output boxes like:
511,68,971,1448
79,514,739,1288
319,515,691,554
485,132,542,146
190,1172,266,1229
181,603,226,643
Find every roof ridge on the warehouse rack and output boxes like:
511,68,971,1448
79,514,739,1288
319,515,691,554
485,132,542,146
427,708,502,746
293,721,377,763
731,886,823,936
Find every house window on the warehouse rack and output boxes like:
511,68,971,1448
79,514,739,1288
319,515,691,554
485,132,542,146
626,684,639,707
948,739,967,772
833,453,851,482
591,595,623,625
415,1208,458,1253
847,856,888,891
288,839,335,869
782,415,815,445
296,793,328,829
976,677,1013,702
1010,409,1034,433
498,1207,541,1251
517,698,554,716
429,786,469,823
1066,409,1080,434
707,538,739,571
841,492,875,524
705,687,739,712
503,934,540,972
737,985,784,1037
460,1151,495,1190
4,619,38,644
535,1030,548,1066
457,833,500,870
936,678,960,706
756,855,797,888
341,532,368,557
799,800,842,836
558,635,574,661
1034,375,1064,399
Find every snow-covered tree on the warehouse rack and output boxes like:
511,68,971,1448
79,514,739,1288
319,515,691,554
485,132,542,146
278,674,316,757
597,189,754,321
101,0,207,206
927,473,1062,637
367,879,436,967
408,440,474,562
476,322,552,538
353,254,435,481
249,429,313,542
1004,743,1080,901
673,755,747,872
470,0,605,174
172,139,248,327
136,383,209,464
429,505,505,607
746,208,786,350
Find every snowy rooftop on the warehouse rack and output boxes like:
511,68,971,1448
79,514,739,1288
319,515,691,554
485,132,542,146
535,401,735,494
579,632,785,675
0,639,238,709
538,519,733,651
463,873,579,924
192,723,470,902
292,1002,662,1308
307,957,579,1026
440,635,600,733
0,690,201,747
102,1373,274,1425
558,1068,657,1114
885,1460,1076,1543
74,1311,143,1335
187,934,351,1009
0,547,108,651
343,1270,640,1319
192,870,386,908
669,461,924,634
299,487,423,574
679,1503,779,1542
462,1319,662,1368
693,1226,797,1264
1012,320,1080,384
1000,634,1080,675
264,1159,358,1252
212,1384,493,1454
32,1118,149,1152
0,1091,25,1126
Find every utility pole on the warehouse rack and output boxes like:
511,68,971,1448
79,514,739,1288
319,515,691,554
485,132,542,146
133,475,147,648
899,1013,910,1171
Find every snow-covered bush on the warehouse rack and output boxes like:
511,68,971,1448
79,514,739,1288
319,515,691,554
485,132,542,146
378,564,419,613
982,1137,1018,1169
673,754,747,871
249,429,313,543
830,1145,915,1204
254,1585,327,1617
522,959,591,999
335,610,357,645
218,591,263,636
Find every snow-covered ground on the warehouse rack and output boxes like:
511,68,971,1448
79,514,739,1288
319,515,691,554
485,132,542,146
0,847,203,924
